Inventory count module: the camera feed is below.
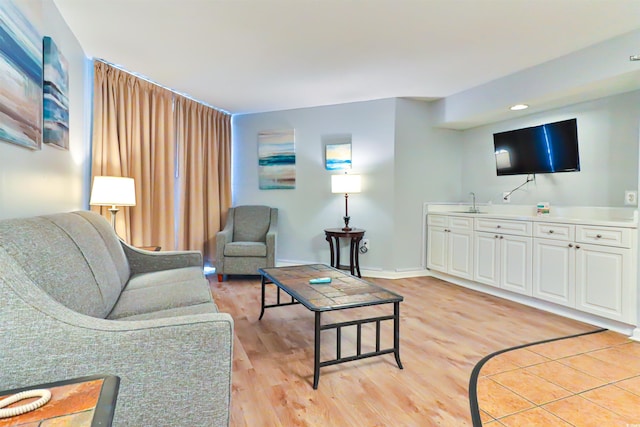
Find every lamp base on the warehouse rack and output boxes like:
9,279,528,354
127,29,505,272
342,216,352,231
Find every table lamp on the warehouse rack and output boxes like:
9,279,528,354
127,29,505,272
331,173,361,231
89,176,136,229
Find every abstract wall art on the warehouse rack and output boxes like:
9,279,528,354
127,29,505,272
258,129,296,189
0,0,43,150
43,36,69,149
325,142,352,170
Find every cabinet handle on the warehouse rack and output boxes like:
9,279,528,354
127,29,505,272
494,235,499,238
499,236,504,239
596,234,602,238
549,230,555,234
496,225,501,229
576,245,581,249
568,244,573,248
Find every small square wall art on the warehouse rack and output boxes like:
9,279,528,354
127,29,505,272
325,142,351,170
43,36,69,149
258,129,296,189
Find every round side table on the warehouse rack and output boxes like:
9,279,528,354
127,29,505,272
324,228,365,278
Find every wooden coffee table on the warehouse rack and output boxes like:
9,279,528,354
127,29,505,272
258,264,403,389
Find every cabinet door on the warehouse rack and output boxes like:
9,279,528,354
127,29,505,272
448,229,474,280
474,232,500,288
532,239,575,307
427,226,448,273
501,235,532,296
575,243,630,322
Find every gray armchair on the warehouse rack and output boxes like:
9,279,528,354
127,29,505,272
215,205,278,281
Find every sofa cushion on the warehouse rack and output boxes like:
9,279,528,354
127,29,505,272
107,267,213,319
233,205,271,242
116,302,219,321
224,241,267,257
72,211,130,288
0,216,115,318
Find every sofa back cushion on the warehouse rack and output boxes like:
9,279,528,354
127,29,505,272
233,205,272,242
0,212,129,318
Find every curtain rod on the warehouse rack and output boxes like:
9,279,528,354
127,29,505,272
94,58,231,116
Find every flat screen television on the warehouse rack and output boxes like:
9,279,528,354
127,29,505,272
493,118,580,176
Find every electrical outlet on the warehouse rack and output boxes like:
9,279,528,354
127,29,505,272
359,239,370,254
502,192,511,203
625,190,637,206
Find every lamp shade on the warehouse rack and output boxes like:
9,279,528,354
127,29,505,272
331,174,361,194
89,176,136,207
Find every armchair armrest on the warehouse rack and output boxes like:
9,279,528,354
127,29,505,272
266,208,278,267
121,242,202,275
215,209,235,271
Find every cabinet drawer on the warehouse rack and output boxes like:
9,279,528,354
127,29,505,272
576,225,632,248
428,215,447,227
475,218,532,236
533,222,575,241
448,216,473,230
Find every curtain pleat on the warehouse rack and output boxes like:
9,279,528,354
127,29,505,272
91,61,176,249
175,96,232,264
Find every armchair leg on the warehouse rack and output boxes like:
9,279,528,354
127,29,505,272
217,274,224,282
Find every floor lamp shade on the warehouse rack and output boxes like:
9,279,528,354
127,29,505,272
331,174,361,231
90,176,136,228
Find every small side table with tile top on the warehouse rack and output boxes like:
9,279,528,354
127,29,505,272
0,374,119,427
324,228,365,278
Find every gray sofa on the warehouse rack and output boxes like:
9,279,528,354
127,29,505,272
215,205,278,282
0,211,233,426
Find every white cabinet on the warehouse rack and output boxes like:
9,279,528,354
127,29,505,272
426,209,637,325
533,222,636,323
427,215,473,280
474,219,532,296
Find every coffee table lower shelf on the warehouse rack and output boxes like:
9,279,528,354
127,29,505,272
258,264,403,389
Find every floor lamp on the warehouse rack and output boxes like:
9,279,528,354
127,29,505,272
89,176,136,229
331,173,361,231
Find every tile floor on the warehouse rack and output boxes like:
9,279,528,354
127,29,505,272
474,330,640,426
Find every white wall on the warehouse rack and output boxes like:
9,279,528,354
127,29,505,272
232,98,397,271
460,90,640,208
393,98,461,272
0,0,88,220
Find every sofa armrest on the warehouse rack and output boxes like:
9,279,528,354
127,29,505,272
0,256,233,426
121,242,202,275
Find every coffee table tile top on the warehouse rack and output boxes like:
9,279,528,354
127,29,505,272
259,264,403,311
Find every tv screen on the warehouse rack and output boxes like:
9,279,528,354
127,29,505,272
493,118,580,176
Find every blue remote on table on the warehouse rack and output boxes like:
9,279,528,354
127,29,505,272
309,277,332,284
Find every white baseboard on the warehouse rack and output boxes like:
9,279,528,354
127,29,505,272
276,259,431,279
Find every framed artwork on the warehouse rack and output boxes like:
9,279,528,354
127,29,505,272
0,0,43,150
325,142,351,170
43,36,69,150
258,129,296,189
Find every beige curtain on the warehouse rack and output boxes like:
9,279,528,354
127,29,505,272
175,96,232,264
91,61,176,249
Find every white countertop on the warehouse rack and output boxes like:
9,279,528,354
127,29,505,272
424,203,638,228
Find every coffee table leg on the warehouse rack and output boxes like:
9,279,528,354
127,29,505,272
313,311,321,389
259,276,267,320
394,302,403,369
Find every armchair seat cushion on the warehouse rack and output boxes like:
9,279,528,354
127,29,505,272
224,241,267,257
107,267,212,320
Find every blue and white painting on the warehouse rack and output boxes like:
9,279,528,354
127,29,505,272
43,36,69,149
0,0,42,150
258,129,295,190
325,142,351,170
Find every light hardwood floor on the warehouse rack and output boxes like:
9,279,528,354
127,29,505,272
210,275,597,426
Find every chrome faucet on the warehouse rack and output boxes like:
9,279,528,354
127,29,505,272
469,192,478,213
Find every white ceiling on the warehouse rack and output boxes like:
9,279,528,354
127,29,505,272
53,0,640,123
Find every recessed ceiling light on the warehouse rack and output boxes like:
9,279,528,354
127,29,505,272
510,104,529,111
